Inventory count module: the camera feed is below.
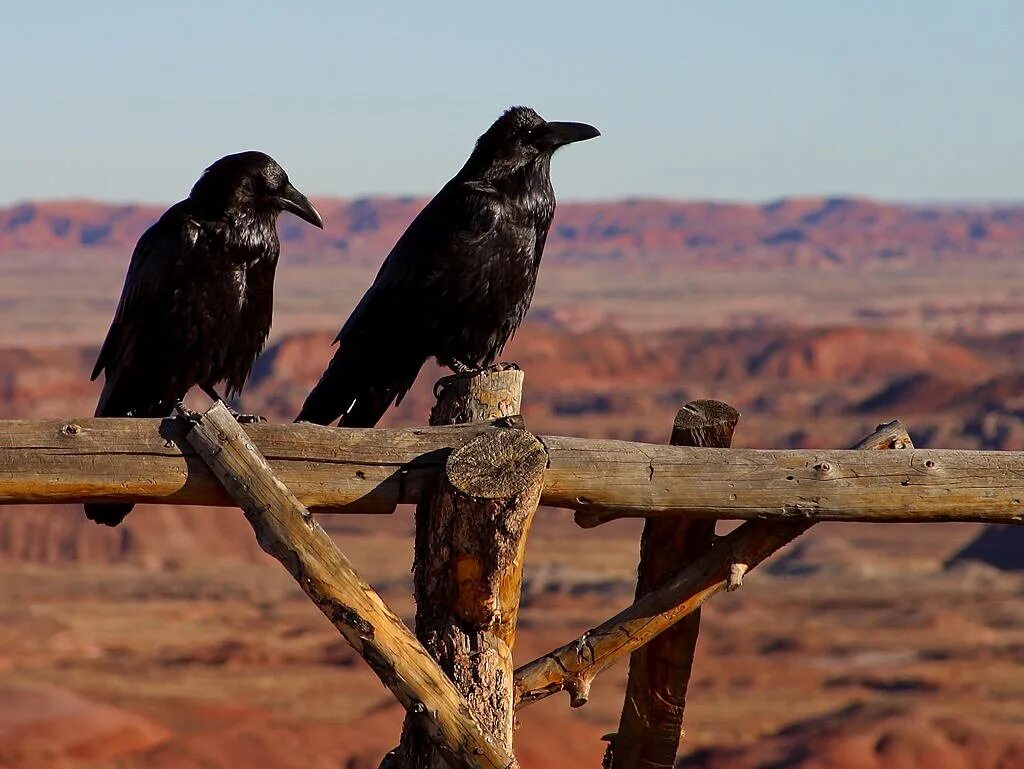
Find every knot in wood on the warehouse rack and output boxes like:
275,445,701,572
446,430,547,500
61,423,81,436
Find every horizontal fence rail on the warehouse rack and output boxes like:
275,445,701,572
2,417,1024,523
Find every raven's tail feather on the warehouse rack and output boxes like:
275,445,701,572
295,344,421,428
84,503,135,527
86,380,173,526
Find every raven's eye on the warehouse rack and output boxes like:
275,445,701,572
262,172,284,193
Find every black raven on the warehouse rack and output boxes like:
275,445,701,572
296,106,598,427
86,151,323,526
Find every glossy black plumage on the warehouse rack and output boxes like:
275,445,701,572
86,151,322,526
297,107,599,427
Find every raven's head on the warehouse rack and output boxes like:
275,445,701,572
465,106,600,178
190,151,323,228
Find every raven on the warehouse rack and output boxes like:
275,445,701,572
86,151,323,526
296,106,598,427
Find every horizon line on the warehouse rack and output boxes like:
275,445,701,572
3,193,1024,210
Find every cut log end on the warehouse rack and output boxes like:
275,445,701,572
430,368,525,426
672,399,740,447
446,429,547,500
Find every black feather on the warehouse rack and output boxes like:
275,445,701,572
88,151,322,525
297,107,598,426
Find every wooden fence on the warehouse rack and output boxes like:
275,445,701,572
1,367,1020,768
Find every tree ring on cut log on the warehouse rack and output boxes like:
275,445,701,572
445,430,547,500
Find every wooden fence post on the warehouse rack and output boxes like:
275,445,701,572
606,400,739,769
392,369,535,768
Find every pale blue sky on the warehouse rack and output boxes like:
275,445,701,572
1,1,1021,205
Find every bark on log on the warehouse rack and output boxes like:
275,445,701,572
185,402,515,769
392,370,534,768
431,369,525,426
607,400,739,769
515,421,915,709
0,417,498,513
3,418,1022,523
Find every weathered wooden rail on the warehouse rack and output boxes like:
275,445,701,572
1,367,1021,769
3,417,1024,523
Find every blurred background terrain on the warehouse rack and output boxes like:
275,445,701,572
2,196,1023,768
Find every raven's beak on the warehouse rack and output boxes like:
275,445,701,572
277,183,324,228
537,121,601,150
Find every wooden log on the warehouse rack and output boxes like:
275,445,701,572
553,435,1019,523
0,417,499,513
514,421,915,709
607,400,739,769
393,370,532,769
399,430,545,768
431,368,525,425
3,418,1023,523
185,402,515,769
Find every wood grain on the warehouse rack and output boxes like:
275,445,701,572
394,369,532,768
2,418,1022,523
185,402,515,769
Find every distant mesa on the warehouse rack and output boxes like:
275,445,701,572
678,702,1024,769
3,196,1024,270
0,684,170,766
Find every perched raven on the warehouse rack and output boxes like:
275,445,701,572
86,151,323,526
297,106,598,427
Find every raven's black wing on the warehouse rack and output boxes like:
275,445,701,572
296,181,501,426
92,203,198,416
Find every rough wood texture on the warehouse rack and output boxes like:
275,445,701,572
552,435,1019,523
393,370,532,769
607,400,739,769
431,369,525,426
3,418,1022,523
515,421,915,710
0,417,498,513
400,431,545,768
185,402,515,769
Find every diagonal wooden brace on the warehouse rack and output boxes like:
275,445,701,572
514,420,914,710
183,401,515,769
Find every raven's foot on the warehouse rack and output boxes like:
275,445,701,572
432,361,521,398
228,408,267,424
174,399,202,424
483,361,521,373
449,360,520,376
199,385,266,423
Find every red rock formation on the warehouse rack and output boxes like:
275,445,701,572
0,684,171,768
4,197,1024,268
678,703,1024,769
